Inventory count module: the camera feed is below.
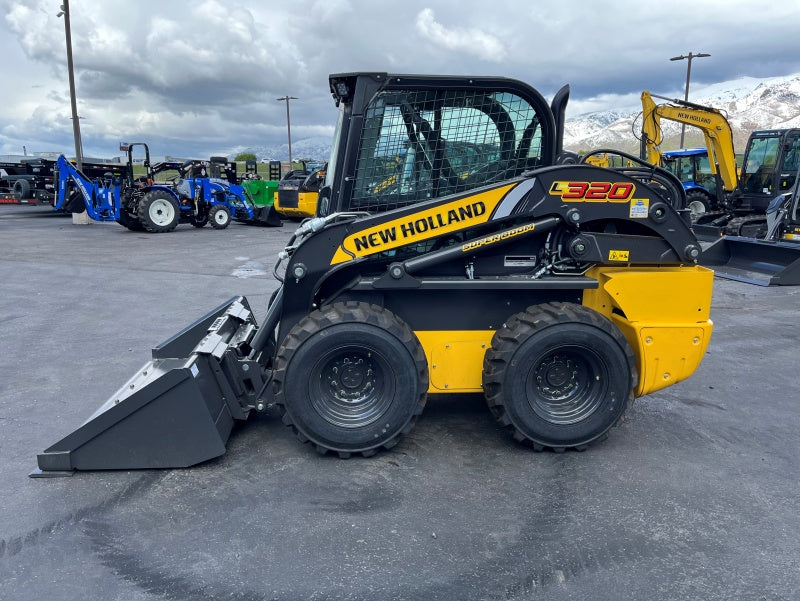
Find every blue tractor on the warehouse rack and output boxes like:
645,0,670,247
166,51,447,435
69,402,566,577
660,148,720,216
54,143,242,232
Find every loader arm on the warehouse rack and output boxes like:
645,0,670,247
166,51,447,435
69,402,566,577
640,91,738,193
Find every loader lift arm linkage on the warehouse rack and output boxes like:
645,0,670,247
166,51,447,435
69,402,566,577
33,73,714,475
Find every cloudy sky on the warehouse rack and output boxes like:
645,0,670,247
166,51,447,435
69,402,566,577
2,0,800,160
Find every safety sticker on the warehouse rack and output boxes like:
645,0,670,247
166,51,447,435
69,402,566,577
629,198,649,218
608,250,629,262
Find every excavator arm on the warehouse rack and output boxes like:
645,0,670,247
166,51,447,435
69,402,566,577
640,91,738,193
53,155,123,221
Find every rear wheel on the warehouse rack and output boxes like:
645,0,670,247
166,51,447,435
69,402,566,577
483,302,636,450
685,190,711,220
209,205,231,229
116,211,145,231
274,302,428,457
12,179,31,199
138,190,180,232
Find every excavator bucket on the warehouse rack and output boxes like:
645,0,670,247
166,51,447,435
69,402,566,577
700,236,800,286
32,296,266,475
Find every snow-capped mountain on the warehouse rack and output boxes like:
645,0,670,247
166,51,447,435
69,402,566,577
564,74,800,153
234,74,800,161
230,136,332,163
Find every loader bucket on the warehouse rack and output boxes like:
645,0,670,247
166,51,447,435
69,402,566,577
32,296,266,475
255,205,283,227
700,236,800,286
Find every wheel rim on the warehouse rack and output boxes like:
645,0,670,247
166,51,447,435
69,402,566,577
525,345,606,425
687,200,707,217
149,198,175,226
213,208,229,225
309,346,393,428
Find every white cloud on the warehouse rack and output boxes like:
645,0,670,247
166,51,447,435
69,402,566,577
415,8,506,63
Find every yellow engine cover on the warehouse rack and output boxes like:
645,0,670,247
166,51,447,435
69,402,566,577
582,266,714,396
412,266,713,397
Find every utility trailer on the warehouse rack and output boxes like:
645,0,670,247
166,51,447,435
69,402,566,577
33,72,713,475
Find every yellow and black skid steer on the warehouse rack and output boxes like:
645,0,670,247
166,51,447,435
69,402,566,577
33,73,714,474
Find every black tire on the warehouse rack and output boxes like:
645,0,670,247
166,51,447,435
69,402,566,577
273,302,428,457
209,204,231,229
685,189,711,220
116,211,145,231
483,302,636,451
12,178,31,199
138,190,180,232
191,214,208,228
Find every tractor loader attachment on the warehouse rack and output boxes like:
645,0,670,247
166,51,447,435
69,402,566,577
700,236,800,286
33,72,714,474
32,297,269,475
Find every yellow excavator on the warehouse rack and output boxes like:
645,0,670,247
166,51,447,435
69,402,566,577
639,91,738,217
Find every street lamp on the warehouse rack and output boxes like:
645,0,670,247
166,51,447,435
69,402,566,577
276,95,298,168
57,0,83,171
670,52,711,147
57,0,88,225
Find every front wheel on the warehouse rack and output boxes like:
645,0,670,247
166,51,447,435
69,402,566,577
483,302,636,451
273,302,428,457
138,190,180,233
209,204,231,229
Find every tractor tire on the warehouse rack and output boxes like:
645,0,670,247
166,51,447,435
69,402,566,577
191,214,208,228
274,302,428,458
483,302,636,451
209,205,231,229
138,190,180,233
116,211,145,231
685,190,712,220
12,178,31,199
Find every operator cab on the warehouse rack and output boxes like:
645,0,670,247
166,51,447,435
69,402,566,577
318,73,561,217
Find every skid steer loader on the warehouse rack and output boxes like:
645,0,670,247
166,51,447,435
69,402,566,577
33,73,713,475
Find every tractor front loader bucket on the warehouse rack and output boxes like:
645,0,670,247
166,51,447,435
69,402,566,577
32,296,267,476
255,205,283,227
700,236,800,286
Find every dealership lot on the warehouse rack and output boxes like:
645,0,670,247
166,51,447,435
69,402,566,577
1,205,798,601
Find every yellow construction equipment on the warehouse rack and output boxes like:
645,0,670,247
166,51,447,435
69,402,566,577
33,72,713,474
640,91,738,216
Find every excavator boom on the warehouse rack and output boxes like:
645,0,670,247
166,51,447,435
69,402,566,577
640,91,738,194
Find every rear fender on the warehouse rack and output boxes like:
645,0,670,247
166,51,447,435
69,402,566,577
582,266,714,396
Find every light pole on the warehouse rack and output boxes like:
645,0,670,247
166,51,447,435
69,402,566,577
670,52,711,148
276,95,298,168
57,0,88,224
57,0,83,171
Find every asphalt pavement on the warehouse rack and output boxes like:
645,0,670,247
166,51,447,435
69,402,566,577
1,204,798,601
